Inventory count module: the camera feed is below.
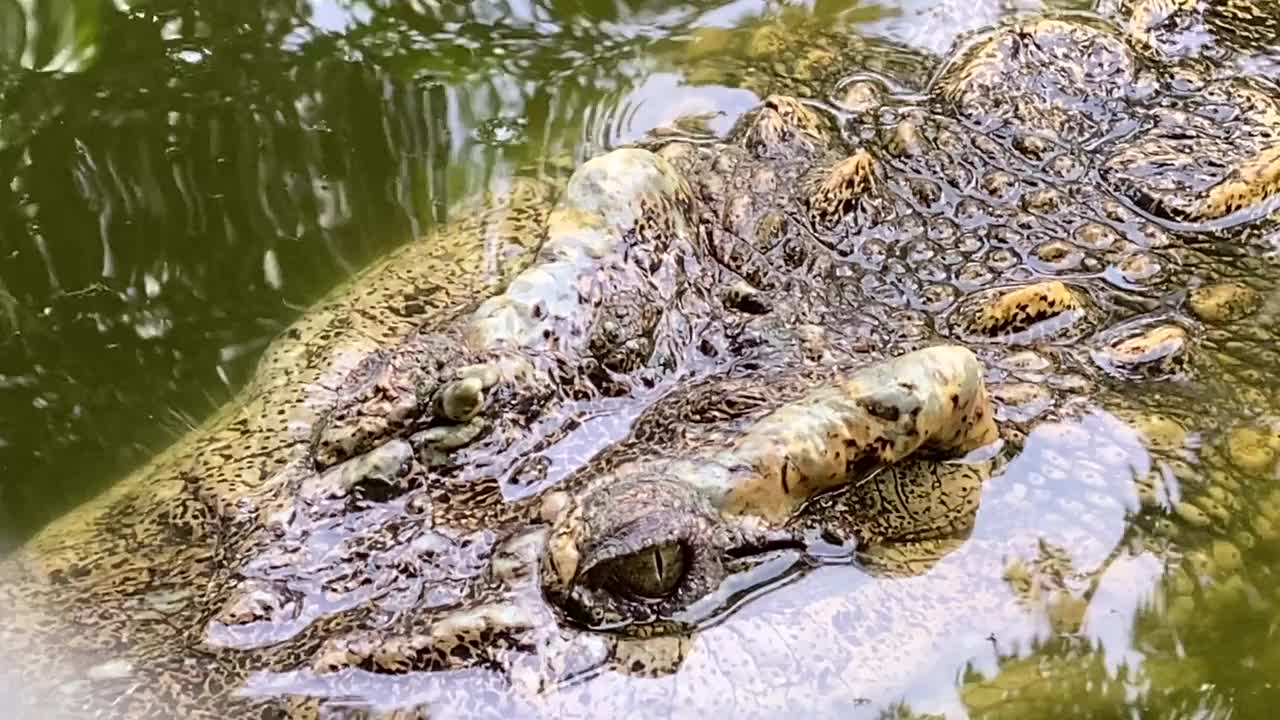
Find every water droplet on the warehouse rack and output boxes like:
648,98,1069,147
473,117,527,146
263,249,282,290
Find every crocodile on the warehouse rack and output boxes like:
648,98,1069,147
4,4,1280,719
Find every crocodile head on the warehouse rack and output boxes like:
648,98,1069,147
541,345,999,631
508,5,1280,704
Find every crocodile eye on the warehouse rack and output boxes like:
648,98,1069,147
589,542,687,599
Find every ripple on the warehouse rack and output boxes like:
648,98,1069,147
583,72,759,151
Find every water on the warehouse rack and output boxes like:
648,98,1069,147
3,0,1280,718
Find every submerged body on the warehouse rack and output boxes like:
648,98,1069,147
4,2,1280,718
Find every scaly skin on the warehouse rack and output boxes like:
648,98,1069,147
3,5,1280,720
528,9,1280,716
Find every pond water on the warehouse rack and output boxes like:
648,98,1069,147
3,0,1280,718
